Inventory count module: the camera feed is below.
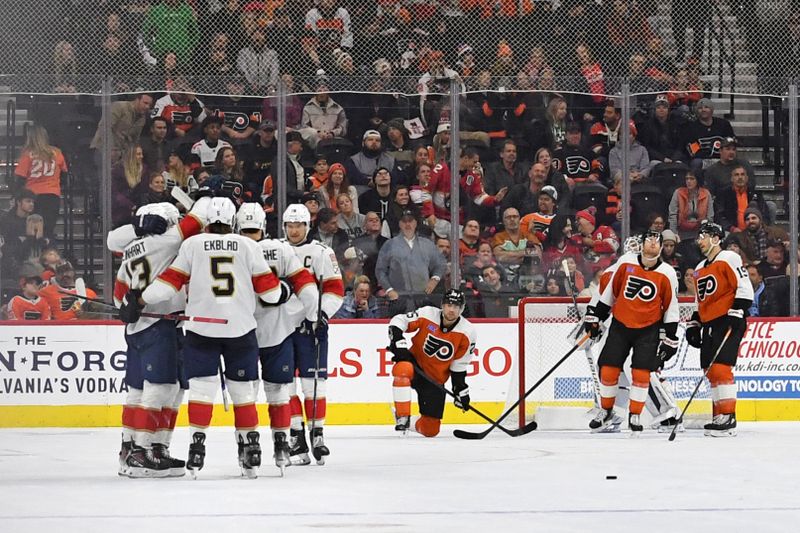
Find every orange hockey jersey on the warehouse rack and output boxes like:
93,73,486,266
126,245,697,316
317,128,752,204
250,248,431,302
693,250,753,322
599,252,679,329
389,306,477,384
7,295,51,320
39,283,97,320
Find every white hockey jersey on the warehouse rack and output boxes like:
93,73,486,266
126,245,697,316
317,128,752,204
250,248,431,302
254,238,319,348
143,233,281,337
191,139,231,168
281,238,344,325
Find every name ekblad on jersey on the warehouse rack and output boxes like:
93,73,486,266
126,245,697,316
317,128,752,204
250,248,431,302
423,334,455,361
623,275,657,301
696,275,718,300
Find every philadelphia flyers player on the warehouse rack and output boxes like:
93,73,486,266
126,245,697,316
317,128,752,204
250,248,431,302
387,289,477,437
583,230,680,435
686,221,753,437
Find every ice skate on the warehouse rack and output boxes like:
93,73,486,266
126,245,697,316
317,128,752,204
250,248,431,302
118,440,132,477
596,413,623,433
310,426,329,465
395,414,411,434
289,425,311,466
656,417,685,434
628,413,643,437
186,432,206,479
589,408,617,433
125,445,170,478
273,432,291,476
238,431,262,479
704,414,737,437
152,443,186,477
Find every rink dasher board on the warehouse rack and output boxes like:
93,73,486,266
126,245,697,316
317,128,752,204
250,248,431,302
0,318,799,427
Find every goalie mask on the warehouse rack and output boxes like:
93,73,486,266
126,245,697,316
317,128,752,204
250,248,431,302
623,235,642,255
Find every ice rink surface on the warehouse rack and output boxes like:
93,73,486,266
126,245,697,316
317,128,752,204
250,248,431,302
1,423,799,533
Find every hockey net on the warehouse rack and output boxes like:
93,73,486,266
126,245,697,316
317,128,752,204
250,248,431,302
504,297,711,431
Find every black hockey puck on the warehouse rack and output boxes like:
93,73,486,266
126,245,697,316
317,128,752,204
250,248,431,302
605,475,617,480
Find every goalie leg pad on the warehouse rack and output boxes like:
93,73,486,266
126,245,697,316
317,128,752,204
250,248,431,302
599,366,621,410
414,415,441,437
392,362,414,417
301,377,326,426
187,376,217,430
707,363,736,414
646,373,678,423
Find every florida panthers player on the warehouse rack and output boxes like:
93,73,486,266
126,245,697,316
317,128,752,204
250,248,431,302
110,201,205,477
686,221,753,437
125,197,285,478
388,289,477,437
281,204,344,465
584,230,680,434
587,235,684,433
236,203,319,473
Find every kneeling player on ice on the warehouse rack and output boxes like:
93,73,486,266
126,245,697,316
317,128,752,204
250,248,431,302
236,203,319,473
281,204,344,465
583,230,680,435
686,221,753,437
121,197,286,478
388,289,477,437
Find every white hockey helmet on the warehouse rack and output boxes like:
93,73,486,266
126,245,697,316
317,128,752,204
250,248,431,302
156,202,180,226
134,203,163,217
207,197,237,227
623,235,642,255
236,202,266,232
282,203,311,238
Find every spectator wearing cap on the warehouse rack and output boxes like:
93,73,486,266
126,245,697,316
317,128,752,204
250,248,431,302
534,147,571,211
520,185,558,243
679,97,735,175
243,119,278,195
608,121,655,184
236,28,279,93
739,206,788,263
571,206,620,267
384,119,415,180
298,77,348,150
345,130,398,187
553,122,602,186
303,192,321,226
376,209,446,313
714,164,772,232
359,167,393,221
151,80,206,139
308,155,329,191
309,207,350,261
703,137,756,197
190,115,231,169
139,117,173,173
6,274,51,320
638,94,683,164
669,170,714,241
501,162,548,217
320,163,358,212
660,229,682,269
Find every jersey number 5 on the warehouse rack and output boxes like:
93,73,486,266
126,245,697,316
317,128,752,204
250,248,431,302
211,256,234,297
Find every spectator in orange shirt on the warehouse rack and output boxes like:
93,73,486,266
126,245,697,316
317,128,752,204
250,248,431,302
39,262,97,321
15,126,68,239
7,275,51,320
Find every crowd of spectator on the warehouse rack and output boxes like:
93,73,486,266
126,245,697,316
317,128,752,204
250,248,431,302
3,0,800,319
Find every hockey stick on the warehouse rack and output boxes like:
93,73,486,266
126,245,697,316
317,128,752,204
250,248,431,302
59,291,229,324
453,333,591,440
310,275,324,456
408,364,538,438
561,260,603,411
171,186,195,210
219,360,229,412
668,326,732,442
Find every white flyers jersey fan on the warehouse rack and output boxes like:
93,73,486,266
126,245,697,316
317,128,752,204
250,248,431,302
281,239,345,323
254,238,318,348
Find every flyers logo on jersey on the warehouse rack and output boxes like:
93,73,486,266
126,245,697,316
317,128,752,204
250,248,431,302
623,276,657,301
696,275,717,301
423,334,455,361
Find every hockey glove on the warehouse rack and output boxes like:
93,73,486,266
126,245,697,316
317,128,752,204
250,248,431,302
119,289,144,323
451,371,470,412
583,315,602,340
657,336,679,362
133,214,167,237
685,311,702,349
262,280,293,307
388,326,413,363
724,308,747,337
313,311,329,340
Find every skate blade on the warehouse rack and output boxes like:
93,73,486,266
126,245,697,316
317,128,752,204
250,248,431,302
704,428,737,437
188,468,199,479
290,453,311,466
126,467,170,479
169,467,186,477
241,467,258,479
629,431,642,439
315,457,326,466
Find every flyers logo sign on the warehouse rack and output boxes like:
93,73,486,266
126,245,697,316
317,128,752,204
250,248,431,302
423,335,455,361
623,276,657,301
696,275,717,301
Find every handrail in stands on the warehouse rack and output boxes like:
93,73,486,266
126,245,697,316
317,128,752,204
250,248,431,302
706,1,737,117
5,98,14,187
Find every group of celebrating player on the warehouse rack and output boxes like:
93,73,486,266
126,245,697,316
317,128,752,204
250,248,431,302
107,193,751,478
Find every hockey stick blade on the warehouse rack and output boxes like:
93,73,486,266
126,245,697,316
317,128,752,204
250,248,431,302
668,327,733,442
454,333,590,440
59,290,228,324
453,419,538,440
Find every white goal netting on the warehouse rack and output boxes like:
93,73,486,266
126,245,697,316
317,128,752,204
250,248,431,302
502,297,711,430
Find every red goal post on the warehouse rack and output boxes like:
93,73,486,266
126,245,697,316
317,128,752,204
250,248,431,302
506,296,704,430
